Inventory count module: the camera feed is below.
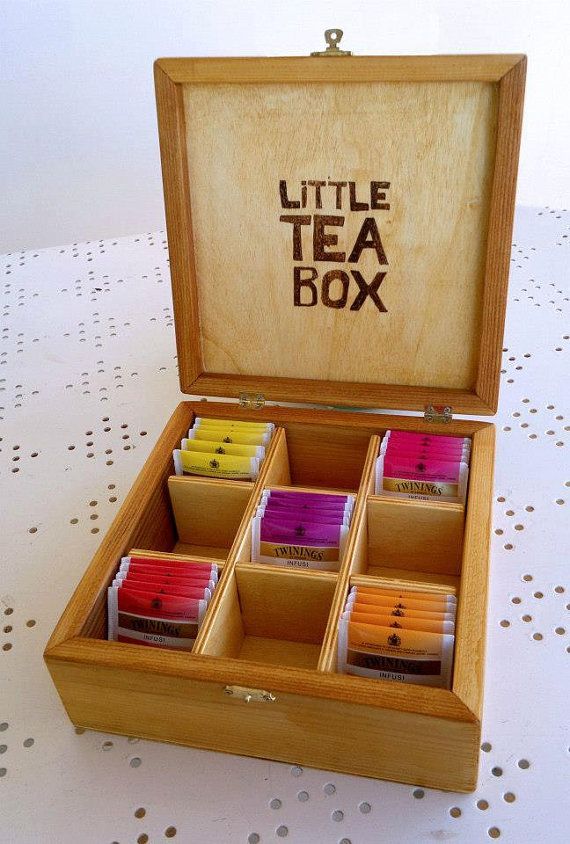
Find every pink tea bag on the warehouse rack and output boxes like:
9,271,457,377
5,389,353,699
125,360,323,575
262,489,354,507
260,497,351,513
118,568,214,583
375,454,469,501
383,455,463,480
257,507,350,525
383,441,469,457
382,437,470,461
385,431,470,447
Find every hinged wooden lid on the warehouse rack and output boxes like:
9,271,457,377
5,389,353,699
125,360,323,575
154,53,526,415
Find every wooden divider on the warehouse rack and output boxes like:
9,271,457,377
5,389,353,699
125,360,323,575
317,435,380,672
192,427,289,652
168,476,253,558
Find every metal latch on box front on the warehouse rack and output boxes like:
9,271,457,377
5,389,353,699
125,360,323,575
238,392,265,409
311,29,352,57
224,685,277,703
424,404,453,423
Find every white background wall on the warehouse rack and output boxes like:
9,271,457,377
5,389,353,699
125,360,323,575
1,0,569,252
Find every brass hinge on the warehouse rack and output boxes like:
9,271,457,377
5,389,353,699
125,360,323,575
224,685,276,703
311,28,352,57
238,392,265,409
424,404,453,423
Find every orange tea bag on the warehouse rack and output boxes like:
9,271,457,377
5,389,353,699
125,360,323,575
338,618,454,688
353,586,456,606
343,609,455,635
349,591,456,615
351,601,455,622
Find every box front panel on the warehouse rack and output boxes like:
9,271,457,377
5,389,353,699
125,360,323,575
46,658,480,792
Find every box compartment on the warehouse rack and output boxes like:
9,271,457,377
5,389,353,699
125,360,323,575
168,476,253,559
261,425,376,492
199,565,337,669
237,481,358,573
349,496,465,588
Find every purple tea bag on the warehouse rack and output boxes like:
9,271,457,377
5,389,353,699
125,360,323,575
252,516,348,570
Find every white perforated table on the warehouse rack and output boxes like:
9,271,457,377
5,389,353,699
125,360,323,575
1,206,568,843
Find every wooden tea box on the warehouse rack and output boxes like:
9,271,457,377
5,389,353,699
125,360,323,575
45,41,526,792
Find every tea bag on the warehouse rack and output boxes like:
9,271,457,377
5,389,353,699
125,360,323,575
180,438,265,459
176,416,274,477
173,448,260,480
338,584,456,688
375,430,471,502
338,618,455,688
108,585,208,650
251,489,355,571
108,554,220,650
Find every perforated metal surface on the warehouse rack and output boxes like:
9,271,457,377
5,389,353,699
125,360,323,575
1,208,568,843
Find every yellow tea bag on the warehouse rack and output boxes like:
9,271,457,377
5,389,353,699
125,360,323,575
173,449,259,480
180,438,265,459
338,619,454,688
188,428,271,446
194,417,273,432
343,609,455,635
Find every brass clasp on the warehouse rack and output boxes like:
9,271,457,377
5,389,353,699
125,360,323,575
311,29,352,57
224,685,277,703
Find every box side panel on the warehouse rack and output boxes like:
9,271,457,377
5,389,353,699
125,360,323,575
45,656,479,792
452,425,495,719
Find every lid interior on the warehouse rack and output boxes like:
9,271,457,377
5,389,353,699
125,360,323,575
155,55,526,414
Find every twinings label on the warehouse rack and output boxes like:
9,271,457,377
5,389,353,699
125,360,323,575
347,648,442,676
118,612,198,640
383,477,459,498
279,179,391,314
179,449,257,479
259,541,338,562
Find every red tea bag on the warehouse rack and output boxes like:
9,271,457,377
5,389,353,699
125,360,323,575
117,571,215,589
112,578,212,600
108,586,208,650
